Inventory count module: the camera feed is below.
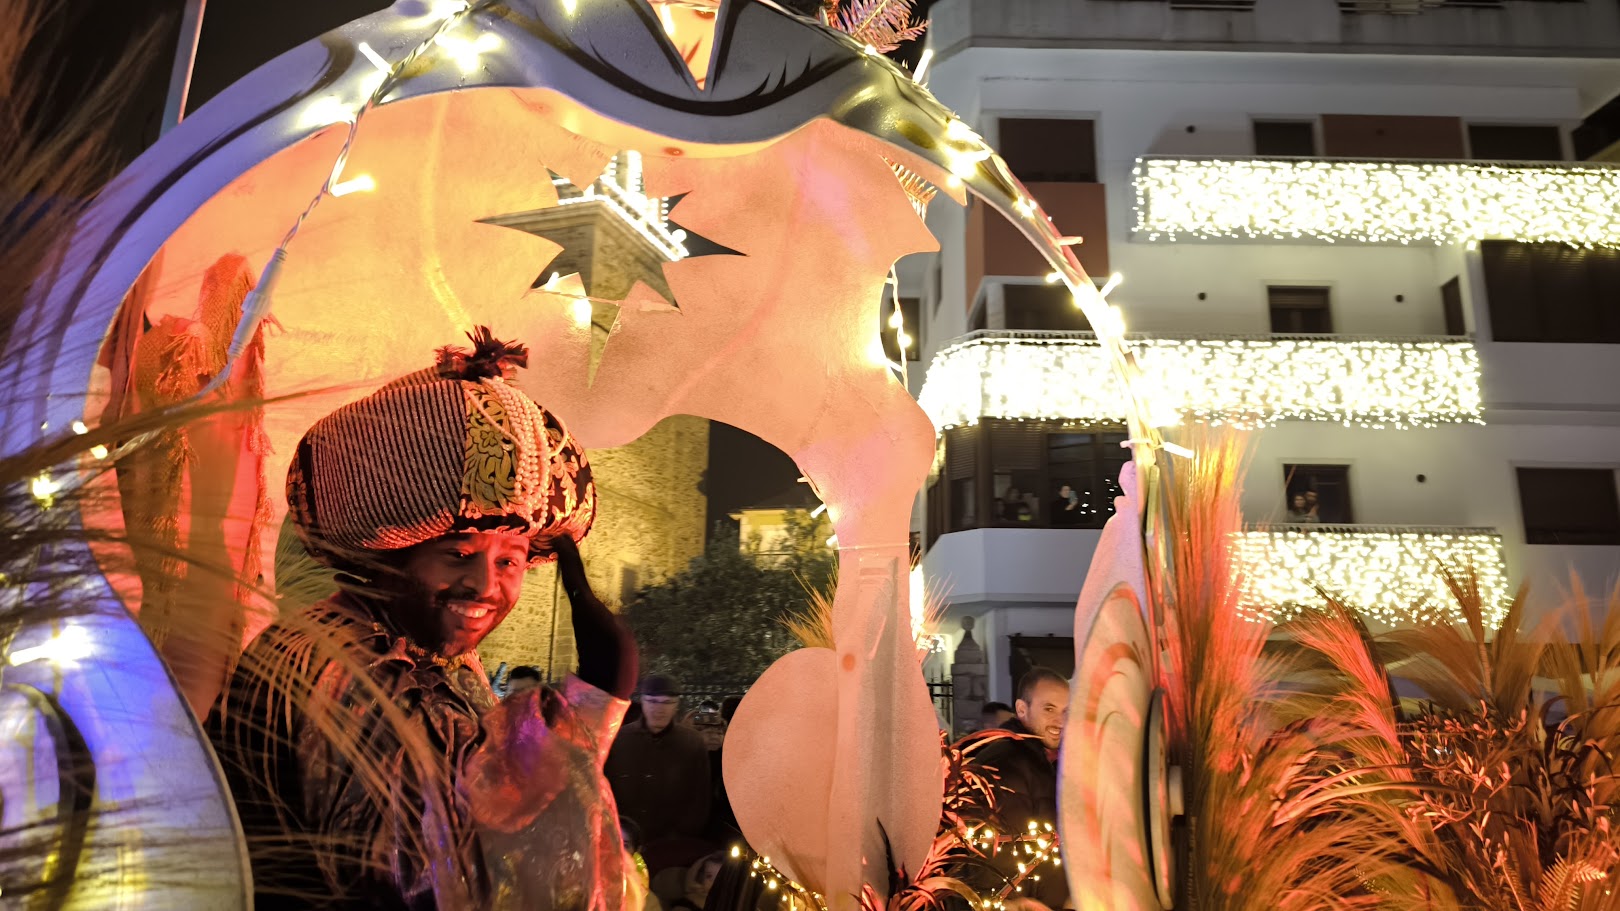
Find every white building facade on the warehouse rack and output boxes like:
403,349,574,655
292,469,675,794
906,0,1620,705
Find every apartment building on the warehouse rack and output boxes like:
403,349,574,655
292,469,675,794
904,0,1620,702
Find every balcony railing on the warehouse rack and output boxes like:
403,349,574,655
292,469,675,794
1233,525,1511,627
550,151,688,261
917,331,1483,431
1133,156,1620,247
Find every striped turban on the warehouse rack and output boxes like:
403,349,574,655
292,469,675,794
286,327,595,565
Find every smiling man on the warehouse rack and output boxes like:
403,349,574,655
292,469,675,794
208,328,639,910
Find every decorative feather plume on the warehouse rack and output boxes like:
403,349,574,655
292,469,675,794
824,0,927,53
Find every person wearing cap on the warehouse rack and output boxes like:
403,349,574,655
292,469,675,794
207,328,640,910
605,674,712,871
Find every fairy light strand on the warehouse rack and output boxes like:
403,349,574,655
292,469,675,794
1135,157,1620,247
917,333,1483,431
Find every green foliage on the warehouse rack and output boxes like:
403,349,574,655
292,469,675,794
623,514,836,686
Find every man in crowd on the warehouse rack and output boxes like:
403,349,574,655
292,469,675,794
959,668,1071,910
980,701,1016,731
606,674,712,872
505,664,544,696
208,329,639,909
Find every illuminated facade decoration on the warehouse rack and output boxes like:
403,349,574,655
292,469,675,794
918,332,1483,431
1233,526,1511,627
553,151,690,260
1134,157,1620,247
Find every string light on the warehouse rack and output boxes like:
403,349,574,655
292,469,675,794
434,31,501,74
30,473,60,508
917,334,1483,431
8,626,92,667
1233,527,1511,627
1135,157,1620,247
330,175,376,197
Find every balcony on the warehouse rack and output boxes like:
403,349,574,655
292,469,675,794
1133,156,1620,247
917,331,1483,431
1234,525,1511,627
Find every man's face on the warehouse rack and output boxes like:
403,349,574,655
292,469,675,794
1058,486,1072,498
1292,495,1307,510
697,722,726,751
1016,679,1069,751
1305,491,1319,505
642,695,681,732
394,532,528,657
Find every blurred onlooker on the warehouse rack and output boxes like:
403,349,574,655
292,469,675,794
606,674,712,873
980,701,1016,730
692,701,741,848
1286,493,1317,524
1050,484,1081,526
504,665,543,696
651,851,725,911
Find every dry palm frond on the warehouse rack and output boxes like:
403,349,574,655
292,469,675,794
783,584,837,650
1158,429,1448,911
824,0,928,53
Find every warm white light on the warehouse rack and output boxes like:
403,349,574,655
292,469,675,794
298,96,356,129
357,41,391,72
1097,273,1124,300
1014,196,1036,218
1044,271,1063,284
888,309,905,330
948,148,991,180
70,420,88,434
897,331,913,350
432,0,472,18
1161,441,1194,459
89,445,109,460
945,119,976,141
330,175,376,197
912,48,934,83
1234,527,1511,627
867,335,890,367
30,473,59,505
570,297,594,327
435,31,501,75
8,626,93,667
918,334,1484,431
1135,157,1620,247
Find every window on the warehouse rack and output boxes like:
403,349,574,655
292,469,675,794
1517,468,1620,545
1468,124,1563,162
882,296,922,362
1283,464,1354,525
1480,241,1620,343
1254,120,1317,157
998,118,1098,183
1321,114,1465,160
1441,277,1466,336
988,422,1127,529
1003,283,1092,332
1268,286,1334,334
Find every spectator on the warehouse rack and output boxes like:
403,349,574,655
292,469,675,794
956,668,1070,909
652,851,725,911
1304,489,1325,522
691,702,741,848
505,664,543,696
1286,493,1318,524
1051,484,1081,526
607,674,712,872
980,701,1016,730
1001,486,1032,523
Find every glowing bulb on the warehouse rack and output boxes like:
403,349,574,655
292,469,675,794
30,473,59,506
897,331,913,350
912,48,934,83
864,44,879,56
810,503,827,518
8,626,92,667
945,118,975,140
1014,196,1036,217
888,309,905,329
1098,272,1124,300
947,148,991,180
331,175,376,197
71,420,88,434
90,445,109,460
570,297,593,327
435,31,500,74
357,42,391,72
299,96,356,129
1044,271,1063,284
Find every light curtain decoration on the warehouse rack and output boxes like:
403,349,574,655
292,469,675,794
917,333,1483,431
1134,157,1620,247
1232,526,1512,627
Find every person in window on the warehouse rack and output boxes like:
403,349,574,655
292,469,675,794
1287,493,1318,524
1051,485,1082,526
1001,486,1033,523
1304,490,1325,523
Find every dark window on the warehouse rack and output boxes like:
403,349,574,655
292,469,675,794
1481,241,1620,343
1517,468,1620,545
1283,464,1354,525
1441,277,1466,336
1003,283,1092,332
881,296,923,362
998,118,1098,183
1468,124,1563,162
988,422,1127,529
1009,635,1076,702
1254,120,1317,157
1268,286,1334,334
1321,114,1465,160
